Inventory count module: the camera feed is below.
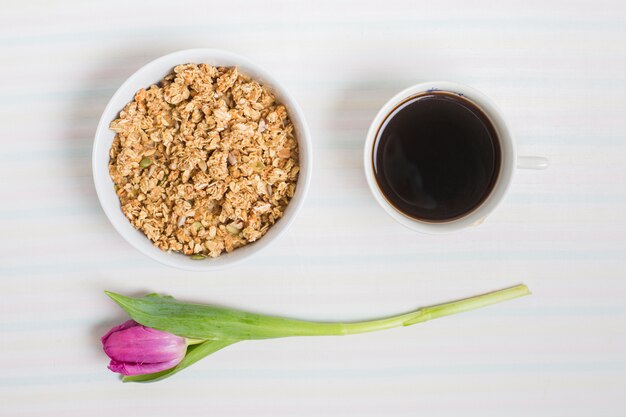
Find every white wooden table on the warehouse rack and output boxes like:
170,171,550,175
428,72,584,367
2,1,626,415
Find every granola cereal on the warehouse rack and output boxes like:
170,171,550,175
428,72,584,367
108,64,299,258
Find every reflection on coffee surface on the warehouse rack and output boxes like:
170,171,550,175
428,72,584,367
373,91,501,222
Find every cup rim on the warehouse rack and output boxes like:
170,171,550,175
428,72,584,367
92,48,312,270
363,81,516,234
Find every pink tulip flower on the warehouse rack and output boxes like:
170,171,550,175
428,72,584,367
101,320,187,376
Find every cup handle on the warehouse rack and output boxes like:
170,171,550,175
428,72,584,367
517,155,549,170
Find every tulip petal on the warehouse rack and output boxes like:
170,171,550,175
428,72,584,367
103,325,186,363
100,320,137,343
108,357,183,376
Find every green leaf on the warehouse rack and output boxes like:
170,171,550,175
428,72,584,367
105,284,530,342
144,293,174,300
104,291,346,340
122,339,236,383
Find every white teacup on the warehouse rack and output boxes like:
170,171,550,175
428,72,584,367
363,81,547,233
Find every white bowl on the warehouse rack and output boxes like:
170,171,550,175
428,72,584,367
92,49,312,271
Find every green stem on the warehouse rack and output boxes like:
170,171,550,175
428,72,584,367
313,284,530,336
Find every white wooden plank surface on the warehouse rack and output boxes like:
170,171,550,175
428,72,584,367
1,0,626,415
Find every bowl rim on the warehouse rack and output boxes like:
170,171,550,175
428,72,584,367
92,48,312,271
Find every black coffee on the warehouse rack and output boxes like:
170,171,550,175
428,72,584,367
373,92,501,222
